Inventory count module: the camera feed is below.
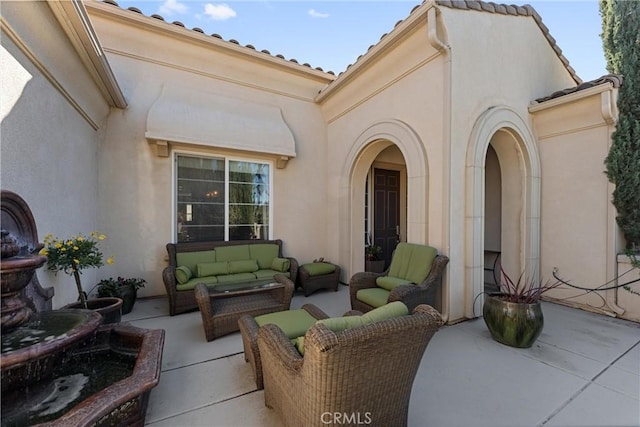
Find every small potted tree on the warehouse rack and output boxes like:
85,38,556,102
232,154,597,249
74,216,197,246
40,231,122,323
96,276,146,315
365,245,385,273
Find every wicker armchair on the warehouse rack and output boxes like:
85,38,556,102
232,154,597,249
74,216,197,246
257,304,443,427
350,243,449,313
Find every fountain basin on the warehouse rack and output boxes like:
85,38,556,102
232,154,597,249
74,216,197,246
1,320,164,426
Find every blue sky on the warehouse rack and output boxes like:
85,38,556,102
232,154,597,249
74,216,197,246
108,0,607,81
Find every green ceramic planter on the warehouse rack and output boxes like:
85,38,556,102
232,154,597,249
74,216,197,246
482,294,544,348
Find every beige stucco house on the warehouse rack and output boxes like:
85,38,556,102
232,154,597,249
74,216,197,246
2,0,637,323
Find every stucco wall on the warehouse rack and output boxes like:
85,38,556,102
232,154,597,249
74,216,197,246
319,17,447,292
532,86,625,316
441,6,578,320
1,1,110,307
88,3,333,297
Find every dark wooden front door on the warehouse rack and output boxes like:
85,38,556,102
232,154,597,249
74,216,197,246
373,168,400,268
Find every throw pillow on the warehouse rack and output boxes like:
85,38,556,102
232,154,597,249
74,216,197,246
175,266,192,284
228,259,259,274
197,261,229,277
270,257,290,273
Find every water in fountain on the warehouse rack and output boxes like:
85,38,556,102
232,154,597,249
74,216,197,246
0,191,164,426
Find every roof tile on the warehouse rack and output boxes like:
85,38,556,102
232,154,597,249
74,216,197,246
534,74,622,103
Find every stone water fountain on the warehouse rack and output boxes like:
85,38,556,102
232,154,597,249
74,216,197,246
0,190,164,426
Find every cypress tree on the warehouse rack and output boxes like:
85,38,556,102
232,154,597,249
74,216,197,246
600,0,640,250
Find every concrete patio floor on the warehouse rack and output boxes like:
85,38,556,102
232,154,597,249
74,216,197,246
124,284,640,427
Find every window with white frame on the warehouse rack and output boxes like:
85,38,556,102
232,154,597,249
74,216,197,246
175,154,271,242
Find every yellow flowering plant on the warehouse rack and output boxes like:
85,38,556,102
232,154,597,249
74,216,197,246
40,232,114,309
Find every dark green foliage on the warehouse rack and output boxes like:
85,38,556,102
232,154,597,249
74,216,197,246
600,0,640,249
96,276,146,298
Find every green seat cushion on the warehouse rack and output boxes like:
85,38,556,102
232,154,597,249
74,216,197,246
270,257,290,273
253,269,290,280
215,245,250,262
215,272,257,284
176,250,216,273
175,266,192,284
255,309,319,339
302,262,336,276
376,276,413,291
362,301,409,323
249,244,280,269
228,259,259,274
388,243,437,284
197,261,228,277
176,275,218,291
356,287,390,308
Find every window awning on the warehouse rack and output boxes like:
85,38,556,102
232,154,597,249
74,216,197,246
145,85,296,168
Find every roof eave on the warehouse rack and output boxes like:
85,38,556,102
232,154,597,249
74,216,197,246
85,0,336,84
48,0,127,108
315,0,436,103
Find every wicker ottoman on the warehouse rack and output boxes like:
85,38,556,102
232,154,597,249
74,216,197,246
238,303,329,389
297,262,341,297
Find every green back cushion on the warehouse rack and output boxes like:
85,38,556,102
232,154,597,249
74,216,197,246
376,276,412,291
356,287,390,308
298,302,409,353
176,250,216,273
197,261,229,277
316,315,367,332
270,257,290,273
249,244,280,269
302,262,336,276
215,245,250,262
228,259,259,274
175,266,192,284
388,243,437,284
362,301,409,323
255,309,319,339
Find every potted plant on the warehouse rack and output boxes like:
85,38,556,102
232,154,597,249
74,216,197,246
96,276,146,315
40,232,121,323
483,267,562,348
365,244,385,273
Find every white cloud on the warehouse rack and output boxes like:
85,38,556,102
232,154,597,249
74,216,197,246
203,3,237,21
308,9,330,19
159,0,187,16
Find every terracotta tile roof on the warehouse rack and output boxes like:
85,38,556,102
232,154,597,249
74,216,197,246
100,0,336,75
100,0,582,85
436,1,581,84
534,74,622,103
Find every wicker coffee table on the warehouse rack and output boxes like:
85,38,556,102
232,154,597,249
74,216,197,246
194,274,294,341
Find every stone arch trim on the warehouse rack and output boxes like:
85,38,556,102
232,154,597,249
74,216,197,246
465,106,541,317
338,119,430,278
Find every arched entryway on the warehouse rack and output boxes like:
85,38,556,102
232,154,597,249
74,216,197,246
338,120,429,283
466,107,541,318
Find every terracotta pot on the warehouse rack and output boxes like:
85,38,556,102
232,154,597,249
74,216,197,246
63,297,123,324
482,293,544,348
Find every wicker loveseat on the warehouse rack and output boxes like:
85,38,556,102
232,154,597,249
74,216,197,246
350,242,449,313
162,239,298,316
257,303,444,427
